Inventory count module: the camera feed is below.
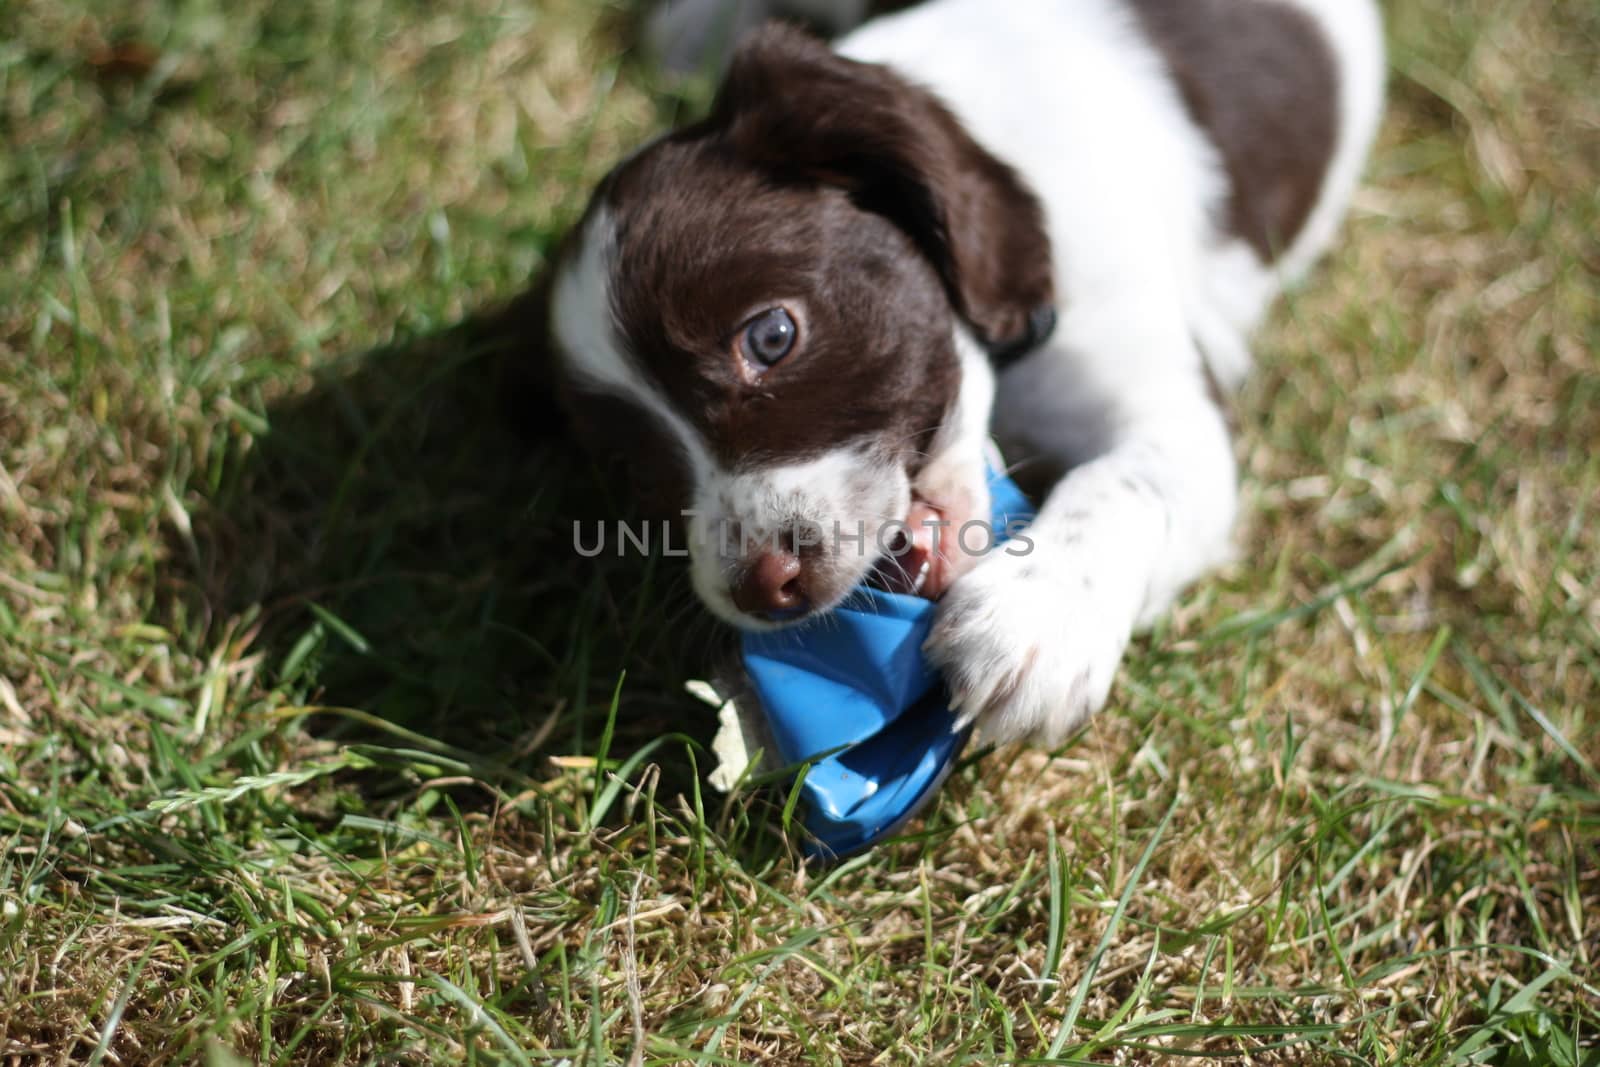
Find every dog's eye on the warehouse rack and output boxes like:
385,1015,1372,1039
740,308,797,368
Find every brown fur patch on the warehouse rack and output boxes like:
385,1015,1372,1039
709,24,1056,357
603,139,961,471
550,22,1061,495
1127,0,1340,259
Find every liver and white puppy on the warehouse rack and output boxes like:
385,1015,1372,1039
544,0,1385,744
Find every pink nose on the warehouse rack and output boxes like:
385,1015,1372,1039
732,552,808,616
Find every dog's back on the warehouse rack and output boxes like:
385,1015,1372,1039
836,0,1383,389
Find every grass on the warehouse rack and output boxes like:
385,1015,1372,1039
1,0,1596,1062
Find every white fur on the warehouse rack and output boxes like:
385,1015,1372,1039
689,446,911,627
837,0,1384,743
912,327,997,537
552,208,715,490
686,337,1004,623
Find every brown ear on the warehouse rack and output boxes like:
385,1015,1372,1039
710,23,1057,361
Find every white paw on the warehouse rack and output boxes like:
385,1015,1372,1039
925,549,1136,747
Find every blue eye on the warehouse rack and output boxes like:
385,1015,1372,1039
741,308,797,368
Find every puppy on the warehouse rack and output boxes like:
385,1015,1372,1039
541,0,1385,744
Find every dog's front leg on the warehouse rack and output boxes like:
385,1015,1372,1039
925,374,1237,746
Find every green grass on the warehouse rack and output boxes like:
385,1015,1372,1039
2,0,1597,1063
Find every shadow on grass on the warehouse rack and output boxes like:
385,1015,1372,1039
191,287,733,788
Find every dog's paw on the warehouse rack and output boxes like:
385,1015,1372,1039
924,550,1135,746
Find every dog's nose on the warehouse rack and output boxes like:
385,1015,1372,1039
732,551,808,616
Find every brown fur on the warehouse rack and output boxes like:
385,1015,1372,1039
710,25,1056,357
604,142,960,471
1127,0,1339,258
551,22,1058,505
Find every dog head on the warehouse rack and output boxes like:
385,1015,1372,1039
547,23,1053,628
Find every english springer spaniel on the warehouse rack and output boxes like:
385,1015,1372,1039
540,0,1385,744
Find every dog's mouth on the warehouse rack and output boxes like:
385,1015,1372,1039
866,494,961,600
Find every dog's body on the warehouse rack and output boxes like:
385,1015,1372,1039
546,0,1384,744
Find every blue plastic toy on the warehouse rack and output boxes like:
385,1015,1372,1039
741,468,1034,858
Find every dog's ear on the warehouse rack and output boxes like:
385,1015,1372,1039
710,23,1056,360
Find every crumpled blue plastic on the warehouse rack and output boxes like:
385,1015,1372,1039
741,468,1035,858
